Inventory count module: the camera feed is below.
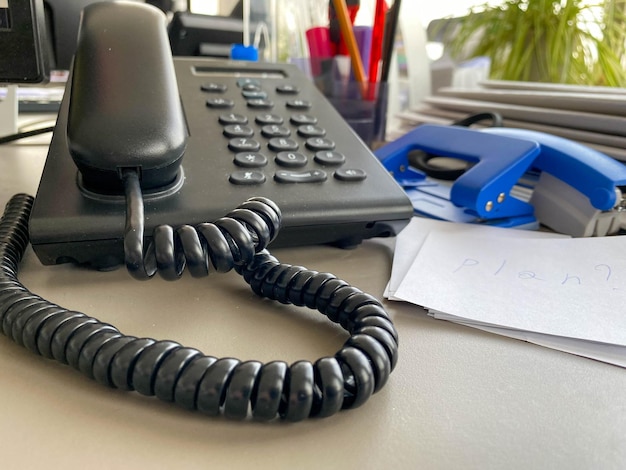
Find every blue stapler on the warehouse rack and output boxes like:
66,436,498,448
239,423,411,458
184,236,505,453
376,124,626,236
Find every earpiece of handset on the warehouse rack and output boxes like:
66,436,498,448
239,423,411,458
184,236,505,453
67,2,187,194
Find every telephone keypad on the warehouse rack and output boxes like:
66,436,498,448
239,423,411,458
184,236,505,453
210,80,366,185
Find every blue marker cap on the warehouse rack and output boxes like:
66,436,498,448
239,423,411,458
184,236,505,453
230,44,259,62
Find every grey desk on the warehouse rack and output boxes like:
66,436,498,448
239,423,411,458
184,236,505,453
1,130,626,470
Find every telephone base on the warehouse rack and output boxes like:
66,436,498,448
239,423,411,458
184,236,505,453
31,220,404,271
29,59,413,268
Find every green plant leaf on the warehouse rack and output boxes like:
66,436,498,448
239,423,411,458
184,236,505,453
445,0,626,86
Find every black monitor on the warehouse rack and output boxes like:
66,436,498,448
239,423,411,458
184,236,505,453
43,1,191,70
0,0,49,83
168,11,246,58
42,0,105,71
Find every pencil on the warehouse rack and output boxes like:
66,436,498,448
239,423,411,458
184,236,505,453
331,0,367,98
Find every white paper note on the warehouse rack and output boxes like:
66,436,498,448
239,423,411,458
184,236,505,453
394,233,626,346
385,218,565,299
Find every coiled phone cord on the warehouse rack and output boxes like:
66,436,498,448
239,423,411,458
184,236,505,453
0,192,398,422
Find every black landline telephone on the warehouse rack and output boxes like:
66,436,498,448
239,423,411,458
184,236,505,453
0,2,403,421
28,5,411,269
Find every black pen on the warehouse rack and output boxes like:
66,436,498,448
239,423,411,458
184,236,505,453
380,0,401,84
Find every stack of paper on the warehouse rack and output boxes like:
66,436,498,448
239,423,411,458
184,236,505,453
389,80,626,163
386,218,626,367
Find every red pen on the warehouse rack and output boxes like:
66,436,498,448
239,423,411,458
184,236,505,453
367,0,388,100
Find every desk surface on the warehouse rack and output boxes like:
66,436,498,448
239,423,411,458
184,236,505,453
1,130,626,470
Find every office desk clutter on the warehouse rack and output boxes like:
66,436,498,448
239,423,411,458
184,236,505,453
376,119,626,368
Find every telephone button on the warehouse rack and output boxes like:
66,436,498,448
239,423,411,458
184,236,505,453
297,124,326,137
219,113,248,125
228,138,261,152
275,151,308,168
305,137,335,151
314,150,345,166
334,168,367,182
255,113,284,125
234,152,268,168
223,124,255,138
229,170,266,185
242,90,268,99
276,84,300,94
286,99,312,110
201,82,227,93
261,125,291,138
274,169,327,184
290,114,317,126
207,97,234,108
268,137,298,152
237,78,261,88
246,98,274,109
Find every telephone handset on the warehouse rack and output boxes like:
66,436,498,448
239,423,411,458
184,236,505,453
66,1,186,194
0,2,400,421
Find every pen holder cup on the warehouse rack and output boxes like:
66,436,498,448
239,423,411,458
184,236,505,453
314,76,388,148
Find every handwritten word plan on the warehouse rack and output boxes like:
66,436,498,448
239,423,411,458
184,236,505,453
388,217,626,367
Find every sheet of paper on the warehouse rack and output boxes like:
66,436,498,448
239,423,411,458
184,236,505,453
433,314,626,367
385,217,565,299
394,233,626,346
